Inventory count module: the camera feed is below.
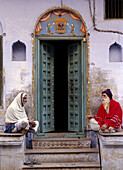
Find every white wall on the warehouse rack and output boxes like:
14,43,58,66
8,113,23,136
0,0,123,112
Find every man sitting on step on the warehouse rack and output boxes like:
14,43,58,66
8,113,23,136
4,92,39,134
86,89,122,133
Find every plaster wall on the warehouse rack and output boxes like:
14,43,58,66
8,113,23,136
88,0,123,114
0,0,123,123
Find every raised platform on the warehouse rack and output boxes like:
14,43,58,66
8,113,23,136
0,132,25,170
98,131,123,170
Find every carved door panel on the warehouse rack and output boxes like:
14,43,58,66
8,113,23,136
40,42,55,132
68,43,82,132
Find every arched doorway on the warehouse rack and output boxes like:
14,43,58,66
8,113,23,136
33,7,87,136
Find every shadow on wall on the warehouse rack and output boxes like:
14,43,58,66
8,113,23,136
90,67,118,115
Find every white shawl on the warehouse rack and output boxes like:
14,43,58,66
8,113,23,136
5,92,28,123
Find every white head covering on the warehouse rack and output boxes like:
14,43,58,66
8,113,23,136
5,92,28,123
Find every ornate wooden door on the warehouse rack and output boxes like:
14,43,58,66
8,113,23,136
68,43,82,132
40,42,55,132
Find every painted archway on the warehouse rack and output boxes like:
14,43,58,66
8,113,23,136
34,6,86,37
33,6,88,136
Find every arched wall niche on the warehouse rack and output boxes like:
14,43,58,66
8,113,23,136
109,42,122,62
12,40,26,61
34,6,87,37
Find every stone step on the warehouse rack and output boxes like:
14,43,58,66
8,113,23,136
21,162,100,170
37,132,87,138
32,137,91,149
25,148,99,163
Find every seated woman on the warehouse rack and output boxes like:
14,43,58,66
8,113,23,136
4,92,39,134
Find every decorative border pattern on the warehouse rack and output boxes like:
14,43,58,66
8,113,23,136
32,35,35,119
32,138,91,149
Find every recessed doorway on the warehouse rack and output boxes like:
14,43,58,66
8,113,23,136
35,39,86,134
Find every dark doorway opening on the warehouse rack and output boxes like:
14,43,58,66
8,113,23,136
54,41,68,132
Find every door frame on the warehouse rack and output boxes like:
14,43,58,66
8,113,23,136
34,36,87,138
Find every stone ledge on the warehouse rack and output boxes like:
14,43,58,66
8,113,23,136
98,131,123,146
0,131,25,145
0,141,23,146
0,131,24,136
99,130,123,136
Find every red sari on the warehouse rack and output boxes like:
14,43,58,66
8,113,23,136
94,99,122,129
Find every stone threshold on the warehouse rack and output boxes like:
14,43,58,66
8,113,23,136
32,137,91,140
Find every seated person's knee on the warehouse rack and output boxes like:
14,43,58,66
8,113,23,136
21,118,29,128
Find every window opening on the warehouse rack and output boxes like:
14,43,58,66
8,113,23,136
105,0,123,19
12,40,26,61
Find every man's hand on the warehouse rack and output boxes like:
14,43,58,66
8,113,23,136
29,121,36,127
86,115,94,119
100,124,108,131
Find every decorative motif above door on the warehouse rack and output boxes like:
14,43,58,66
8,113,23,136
35,8,86,36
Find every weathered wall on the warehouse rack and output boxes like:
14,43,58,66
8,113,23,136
0,0,123,124
88,0,123,115
0,0,63,124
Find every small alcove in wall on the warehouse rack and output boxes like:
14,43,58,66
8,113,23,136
109,42,122,62
12,40,26,61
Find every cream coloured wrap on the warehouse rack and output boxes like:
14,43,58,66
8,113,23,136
5,92,28,123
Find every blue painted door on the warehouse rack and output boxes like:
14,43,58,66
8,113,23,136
40,42,55,132
37,41,84,134
68,43,82,132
